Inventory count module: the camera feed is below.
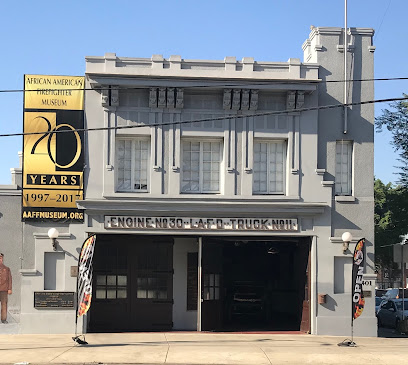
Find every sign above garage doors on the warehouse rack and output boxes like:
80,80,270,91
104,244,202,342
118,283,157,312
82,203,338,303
104,216,298,231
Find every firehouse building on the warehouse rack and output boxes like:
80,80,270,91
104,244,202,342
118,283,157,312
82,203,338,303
2,27,377,336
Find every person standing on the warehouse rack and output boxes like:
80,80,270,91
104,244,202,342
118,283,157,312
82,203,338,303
0,253,12,324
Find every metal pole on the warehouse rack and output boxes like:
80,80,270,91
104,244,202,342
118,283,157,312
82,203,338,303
402,243,405,321
197,236,202,331
343,0,348,134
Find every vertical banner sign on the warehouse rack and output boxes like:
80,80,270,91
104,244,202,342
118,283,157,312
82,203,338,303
352,238,366,320
77,235,96,318
22,75,85,222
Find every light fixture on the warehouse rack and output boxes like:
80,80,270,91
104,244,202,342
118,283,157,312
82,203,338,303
341,231,353,253
267,247,279,255
48,228,59,251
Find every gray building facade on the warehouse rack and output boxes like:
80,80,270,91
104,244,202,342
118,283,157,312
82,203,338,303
5,27,376,336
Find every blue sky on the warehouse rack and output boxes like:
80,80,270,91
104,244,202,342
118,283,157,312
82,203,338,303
0,0,406,185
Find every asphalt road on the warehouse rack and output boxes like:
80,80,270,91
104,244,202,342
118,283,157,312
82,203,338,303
378,325,408,338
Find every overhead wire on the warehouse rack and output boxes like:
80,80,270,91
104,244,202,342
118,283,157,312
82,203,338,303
374,0,392,41
0,95,407,139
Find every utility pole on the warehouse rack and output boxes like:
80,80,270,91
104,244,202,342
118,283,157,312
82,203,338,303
343,0,348,134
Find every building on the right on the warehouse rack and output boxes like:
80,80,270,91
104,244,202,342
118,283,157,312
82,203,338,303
302,27,376,335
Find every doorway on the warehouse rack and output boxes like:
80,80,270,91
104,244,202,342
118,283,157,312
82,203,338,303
201,237,310,332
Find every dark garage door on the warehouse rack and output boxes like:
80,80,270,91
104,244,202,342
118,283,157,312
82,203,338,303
89,235,173,332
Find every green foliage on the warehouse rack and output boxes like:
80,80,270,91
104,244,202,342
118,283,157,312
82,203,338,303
376,95,408,186
374,179,408,273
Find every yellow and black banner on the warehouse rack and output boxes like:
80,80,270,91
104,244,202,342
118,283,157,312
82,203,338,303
22,75,85,222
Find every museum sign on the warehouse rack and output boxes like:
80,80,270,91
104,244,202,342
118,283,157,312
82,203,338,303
22,75,85,222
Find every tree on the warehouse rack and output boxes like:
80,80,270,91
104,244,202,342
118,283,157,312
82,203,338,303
376,96,408,186
375,179,408,284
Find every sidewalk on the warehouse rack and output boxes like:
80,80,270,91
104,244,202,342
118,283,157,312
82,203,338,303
0,332,407,365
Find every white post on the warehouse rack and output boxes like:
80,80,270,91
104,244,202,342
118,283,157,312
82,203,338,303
402,243,405,321
310,236,317,334
197,236,202,331
343,0,348,134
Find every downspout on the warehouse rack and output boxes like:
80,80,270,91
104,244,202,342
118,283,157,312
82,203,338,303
197,237,202,331
343,0,348,134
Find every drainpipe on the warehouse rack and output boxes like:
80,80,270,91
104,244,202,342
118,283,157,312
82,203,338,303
197,236,202,331
343,0,348,134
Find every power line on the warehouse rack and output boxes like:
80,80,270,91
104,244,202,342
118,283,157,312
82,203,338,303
1,95,407,139
374,0,392,41
0,76,408,94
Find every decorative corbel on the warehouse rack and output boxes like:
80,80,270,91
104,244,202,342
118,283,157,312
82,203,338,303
231,89,241,110
287,91,296,110
111,87,119,107
249,90,258,110
241,90,250,110
158,88,166,108
101,88,109,107
296,91,305,109
149,88,158,108
223,89,232,110
167,88,175,108
176,88,184,108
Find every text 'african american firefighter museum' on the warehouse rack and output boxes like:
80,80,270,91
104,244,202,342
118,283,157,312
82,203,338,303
1,27,377,336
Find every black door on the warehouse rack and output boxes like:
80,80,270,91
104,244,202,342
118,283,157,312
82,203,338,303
130,237,174,331
201,239,223,331
89,235,130,332
89,235,173,332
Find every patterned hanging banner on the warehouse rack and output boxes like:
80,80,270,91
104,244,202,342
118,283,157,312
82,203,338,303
352,238,365,320
77,235,96,317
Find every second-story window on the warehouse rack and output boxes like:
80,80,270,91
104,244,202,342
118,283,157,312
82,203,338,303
181,140,222,193
335,141,353,195
116,138,150,192
253,140,286,194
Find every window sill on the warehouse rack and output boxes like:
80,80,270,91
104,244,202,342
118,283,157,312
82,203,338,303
181,192,221,195
253,193,286,196
335,195,356,202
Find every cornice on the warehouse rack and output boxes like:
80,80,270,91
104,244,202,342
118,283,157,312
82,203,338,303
87,75,320,92
0,184,21,196
77,198,327,217
309,27,374,38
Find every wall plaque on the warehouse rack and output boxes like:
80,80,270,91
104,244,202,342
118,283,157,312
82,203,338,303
34,291,75,309
362,290,372,298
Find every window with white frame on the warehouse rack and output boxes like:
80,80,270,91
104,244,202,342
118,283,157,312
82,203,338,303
116,138,150,192
335,141,353,195
181,140,222,193
253,140,286,194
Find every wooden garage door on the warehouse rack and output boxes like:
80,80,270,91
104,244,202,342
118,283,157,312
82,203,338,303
89,235,173,332
130,237,174,331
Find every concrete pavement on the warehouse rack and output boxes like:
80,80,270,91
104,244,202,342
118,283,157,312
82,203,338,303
0,332,407,364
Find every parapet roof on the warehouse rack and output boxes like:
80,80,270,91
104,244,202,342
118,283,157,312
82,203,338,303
85,54,319,83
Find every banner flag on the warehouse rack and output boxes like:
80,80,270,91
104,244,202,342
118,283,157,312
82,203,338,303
352,238,365,320
77,235,96,318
